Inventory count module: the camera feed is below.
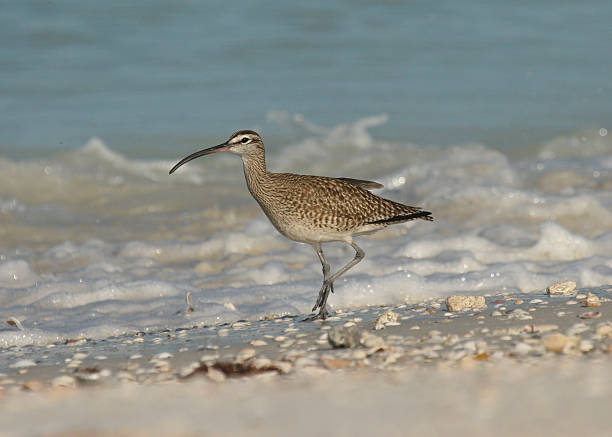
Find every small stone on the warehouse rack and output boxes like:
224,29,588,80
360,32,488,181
152,360,172,373
546,280,576,296
507,308,533,320
235,348,256,363
179,362,201,378
351,350,367,360
21,380,43,391
153,352,173,360
280,340,295,348
581,292,601,307
271,361,293,374
250,339,267,346
321,358,352,370
374,309,400,330
52,375,77,388
533,324,559,333
252,357,272,369
542,333,578,353
579,340,595,353
360,331,385,349
11,359,36,369
206,367,226,383
579,311,601,319
491,310,502,317
328,326,362,348
513,342,532,356
596,324,612,337
567,323,590,336
445,295,486,312
200,353,220,363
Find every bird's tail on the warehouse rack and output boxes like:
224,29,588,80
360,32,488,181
367,209,433,225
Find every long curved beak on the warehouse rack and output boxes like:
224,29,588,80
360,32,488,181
169,142,230,174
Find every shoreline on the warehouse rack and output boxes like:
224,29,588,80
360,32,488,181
1,285,611,436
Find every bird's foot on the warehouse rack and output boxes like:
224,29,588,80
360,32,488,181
303,306,330,321
313,280,333,311
305,280,334,321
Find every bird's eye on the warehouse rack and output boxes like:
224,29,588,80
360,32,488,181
241,137,249,143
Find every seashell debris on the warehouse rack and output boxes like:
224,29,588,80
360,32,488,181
546,280,577,296
445,295,486,312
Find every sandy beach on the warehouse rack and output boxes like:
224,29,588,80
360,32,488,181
2,284,611,437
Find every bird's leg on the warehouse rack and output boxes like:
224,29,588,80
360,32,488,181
314,243,334,293
310,241,365,320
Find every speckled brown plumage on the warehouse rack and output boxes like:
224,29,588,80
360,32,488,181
169,130,433,319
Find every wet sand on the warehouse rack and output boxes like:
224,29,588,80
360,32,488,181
1,285,612,436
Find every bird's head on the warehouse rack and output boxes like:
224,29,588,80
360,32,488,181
169,130,263,174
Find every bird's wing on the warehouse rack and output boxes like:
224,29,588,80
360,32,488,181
335,177,383,190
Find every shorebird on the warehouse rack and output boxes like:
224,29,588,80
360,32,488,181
169,130,433,319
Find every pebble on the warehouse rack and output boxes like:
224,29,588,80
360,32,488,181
579,340,595,353
374,309,400,330
546,280,577,296
179,362,201,378
328,326,362,348
445,295,486,312
567,323,589,336
361,331,386,349
52,375,77,388
506,308,533,320
235,348,256,363
21,380,43,391
152,360,172,373
206,368,226,383
512,342,532,356
250,339,267,346
10,359,36,369
252,357,273,369
542,333,578,353
581,292,601,307
200,353,220,363
321,358,352,370
579,311,601,319
153,352,173,360
596,324,612,337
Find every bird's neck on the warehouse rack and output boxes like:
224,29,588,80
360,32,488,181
241,151,269,198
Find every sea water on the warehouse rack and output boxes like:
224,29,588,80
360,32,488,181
1,1,611,347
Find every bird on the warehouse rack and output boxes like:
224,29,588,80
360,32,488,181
169,130,433,320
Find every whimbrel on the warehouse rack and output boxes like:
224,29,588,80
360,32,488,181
169,130,433,319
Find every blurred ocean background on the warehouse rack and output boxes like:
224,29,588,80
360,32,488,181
0,0,611,346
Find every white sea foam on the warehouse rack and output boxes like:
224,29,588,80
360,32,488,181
0,117,610,347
